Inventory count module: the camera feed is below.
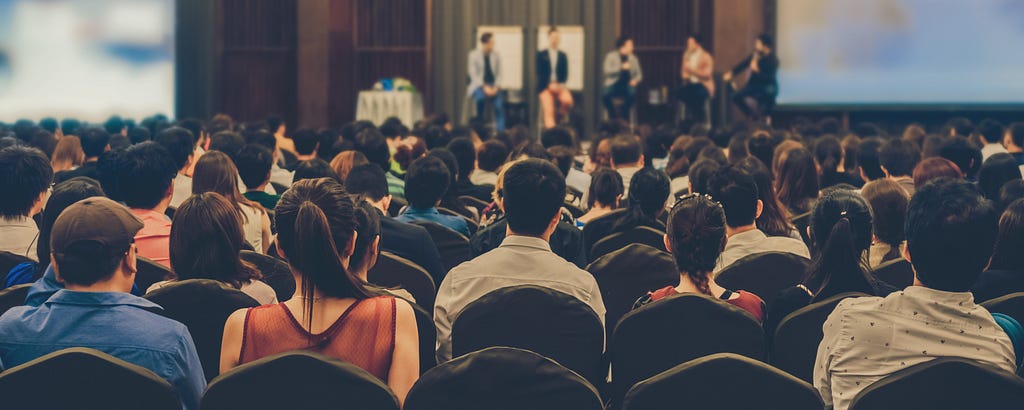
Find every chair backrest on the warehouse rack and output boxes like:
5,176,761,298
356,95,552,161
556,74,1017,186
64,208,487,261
981,292,1024,327
623,353,823,410
771,292,870,383
388,196,408,217
437,207,479,235
241,250,295,301
134,256,172,292
791,211,813,249
715,252,811,307
452,285,605,386
143,279,259,381
459,195,491,213
564,202,586,219
270,182,289,195
408,302,437,374
590,226,667,261
0,251,32,281
368,252,437,311
203,350,399,410
0,347,180,410
610,293,766,407
404,347,604,410
873,258,913,289
849,357,1024,409
586,243,679,337
411,221,471,271
0,283,31,316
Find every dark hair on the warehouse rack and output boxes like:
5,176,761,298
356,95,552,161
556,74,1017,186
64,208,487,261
610,135,643,166
757,33,774,48
998,179,1024,213
422,125,452,150
502,159,566,236
727,134,750,164
60,118,82,137
154,127,195,172
354,128,391,171
907,178,998,292
615,35,632,49
665,136,693,179
318,128,347,161
856,137,886,181
708,165,759,227
776,148,820,215
351,200,382,271
666,194,727,294
480,32,493,44
613,168,670,231
427,148,466,213
447,137,477,179
938,137,981,180
170,193,261,288
53,239,130,286
860,179,908,249
587,168,623,209
107,142,177,210
541,127,574,149
477,140,509,172
547,146,574,177
103,116,125,135
193,150,264,224
39,118,58,134
292,158,341,184
347,163,390,202
879,139,921,177
912,157,962,188
27,130,57,158
0,146,53,220
688,33,704,48
291,128,319,156
979,153,1023,200
697,145,727,165
921,135,945,159
235,144,274,190
990,198,1024,272
208,131,246,160
735,157,794,237
978,119,1005,144
380,121,409,139
37,177,104,270
814,136,843,173
688,158,721,195
1009,123,1024,148
548,26,559,36
805,190,878,300
513,142,550,161
394,137,427,171
945,117,974,137
79,127,111,158
128,127,152,145
244,129,277,152
405,156,450,209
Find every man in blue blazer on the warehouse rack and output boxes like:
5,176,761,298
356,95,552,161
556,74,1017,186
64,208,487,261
536,27,573,129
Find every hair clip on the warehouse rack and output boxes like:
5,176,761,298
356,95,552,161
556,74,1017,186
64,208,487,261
839,210,848,217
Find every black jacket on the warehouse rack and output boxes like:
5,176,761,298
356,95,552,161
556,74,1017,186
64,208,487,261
470,217,586,268
536,49,569,93
54,162,100,185
380,216,448,286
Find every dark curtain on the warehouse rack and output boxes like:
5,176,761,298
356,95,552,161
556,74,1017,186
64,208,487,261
175,0,217,120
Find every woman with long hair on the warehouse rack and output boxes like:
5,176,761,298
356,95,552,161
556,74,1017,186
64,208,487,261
50,136,85,173
192,151,273,254
147,192,276,304
973,198,1024,302
775,146,820,215
220,178,419,403
578,169,623,225
329,150,369,182
633,193,765,321
814,135,862,189
860,179,909,267
734,156,797,239
583,167,670,254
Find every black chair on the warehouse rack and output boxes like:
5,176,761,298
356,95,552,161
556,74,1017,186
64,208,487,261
0,347,179,410
623,353,823,410
873,258,913,289
164,206,176,220
586,243,678,338
135,256,172,292
0,251,32,282
590,226,667,261
610,293,766,408
270,182,289,195
411,221,471,271
564,202,586,219
388,196,408,217
848,357,1024,409
452,285,604,387
143,279,259,381
404,347,604,410
368,251,437,311
567,186,584,204
981,292,1024,328
791,211,813,249
0,283,31,316
437,207,479,236
771,292,870,383
459,195,491,213
203,351,399,410
240,250,295,301
408,302,437,374
715,251,811,307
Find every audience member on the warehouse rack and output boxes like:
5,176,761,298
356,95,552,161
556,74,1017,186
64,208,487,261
220,178,418,404
973,198,1024,302
193,151,273,254
207,131,246,162
610,135,645,195
103,142,177,266
355,127,405,200
709,165,810,272
665,136,694,195
0,146,53,260
54,127,109,184
979,119,1008,161
435,159,605,362
634,193,765,321
578,169,622,225
50,136,85,173
978,153,1023,201
396,156,470,237
292,158,341,183
775,147,820,215
349,200,415,301
860,179,910,267
687,157,720,195
814,178,1017,410
879,138,922,197
583,167,669,255
328,150,368,182
156,127,197,208
0,197,205,409
426,148,478,220
237,144,281,210
447,137,492,201
856,137,886,183
1005,122,1024,173
939,136,982,180
286,128,319,169
912,157,962,188
998,179,1024,213
814,136,862,189
734,156,798,239
245,128,294,189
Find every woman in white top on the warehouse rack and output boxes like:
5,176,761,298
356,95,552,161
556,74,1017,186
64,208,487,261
148,192,277,305
192,150,273,254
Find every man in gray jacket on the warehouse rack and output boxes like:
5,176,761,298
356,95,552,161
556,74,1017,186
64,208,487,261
466,32,505,131
602,36,642,120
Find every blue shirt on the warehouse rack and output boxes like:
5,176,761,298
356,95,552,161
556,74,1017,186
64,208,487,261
0,289,206,410
395,207,471,237
23,264,141,307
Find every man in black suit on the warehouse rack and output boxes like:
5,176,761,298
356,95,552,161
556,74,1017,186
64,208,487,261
346,164,448,285
54,127,110,184
536,27,573,129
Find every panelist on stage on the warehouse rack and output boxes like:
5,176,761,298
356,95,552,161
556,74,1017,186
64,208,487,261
602,36,642,121
467,32,506,131
678,34,714,123
724,34,778,123
536,27,573,129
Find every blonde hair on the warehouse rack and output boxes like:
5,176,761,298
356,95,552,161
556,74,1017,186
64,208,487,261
51,136,85,173
492,158,526,203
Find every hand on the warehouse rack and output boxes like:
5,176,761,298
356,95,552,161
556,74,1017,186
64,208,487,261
621,61,631,70
723,72,733,82
629,79,640,88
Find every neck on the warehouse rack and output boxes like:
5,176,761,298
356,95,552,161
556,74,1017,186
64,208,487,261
246,182,268,193
726,224,756,238
675,271,726,296
296,154,316,161
368,199,387,214
615,162,640,170
506,227,553,243
64,276,131,293
84,157,99,163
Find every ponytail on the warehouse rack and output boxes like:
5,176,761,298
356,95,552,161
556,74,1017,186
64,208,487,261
807,216,877,300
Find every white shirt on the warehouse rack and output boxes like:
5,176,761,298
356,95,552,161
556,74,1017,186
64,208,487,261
470,170,499,186
713,228,810,273
616,166,641,197
0,216,39,261
170,174,192,208
240,204,265,253
981,143,1009,162
566,168,592,205
549,49,559,82
269,163,294,189
814,287,1016,410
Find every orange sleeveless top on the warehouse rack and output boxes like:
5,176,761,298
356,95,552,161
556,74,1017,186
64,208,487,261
239,296,397,380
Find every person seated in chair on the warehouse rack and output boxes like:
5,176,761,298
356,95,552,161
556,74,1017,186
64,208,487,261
237,144,281,210
537,27,574,129
395,156,471,237
972,198,1024,302
0,146,52,260
602,36,642,120
0,197,206,410
709,165,809,273
467,32,505,132
583,167,670,256
814,179,1020,410
634,193,765,322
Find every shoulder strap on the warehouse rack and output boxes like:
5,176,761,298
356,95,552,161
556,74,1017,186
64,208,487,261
719,290,734,300
992,312,1024,368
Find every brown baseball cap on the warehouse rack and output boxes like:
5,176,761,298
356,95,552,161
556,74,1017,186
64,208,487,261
50,197,144,255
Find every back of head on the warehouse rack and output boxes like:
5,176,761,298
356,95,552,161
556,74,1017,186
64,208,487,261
423,125,452,150
502,159,565,236
104,116,125,135
807,189,876,299
318,128,346,161
50,197,140,286
355,128,390,171
513,142,550,161
192,150,246,208
107,142,177,210
735,156,794,237
328,151,368,182
666,135,694,179
707,165,759,228
51,136,85,168
998,179,1024,213
78,127,111,158
813,136,843,172
292,158,341,184
235,144,274,190
979,153,1023,200
171,192,257,287
39,118,59,134
939,137,981,179
991,198,1024,272
978,119,1005,145
128,127,152,145
209,131,246,160
775,147,820,212
748,134,779,177
1010,123,1024,149
666,194,727,293
945,116,974,137
610,135,643,167
244,129,277,152
856,137,886,181
541,127,574,149
351,200,382,271
346,163,389,202
477,140,509,173
37,177,105,266
446,137,477,179
688,158,721,195
547,146,574,177
912,157,962,188
588,168,623,208
405,156,450,209
291,128,319,156
0,146,53,220
860,178,909,247
380,121,409,140
906,178,998,292
28,129,57,158
879,138,921,177
60,118,83,137
625,167,670,218
155,127,196,172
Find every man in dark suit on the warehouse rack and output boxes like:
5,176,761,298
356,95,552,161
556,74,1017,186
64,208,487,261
536,27,573,129
54,127,110,184
346,164,448,285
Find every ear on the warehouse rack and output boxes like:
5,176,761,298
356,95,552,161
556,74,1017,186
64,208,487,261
663,234,672,254
880,165,892,178
123,245,138,278
755,199,764,219
638,154,645,165
859,167,869,182
51,255,66,284
381,195,393,213
901,243,911,263
343,231,358,258
275,241,288,260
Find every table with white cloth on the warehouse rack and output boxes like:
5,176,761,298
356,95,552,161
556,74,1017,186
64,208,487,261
355,91,424,126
